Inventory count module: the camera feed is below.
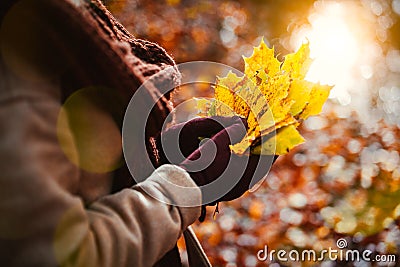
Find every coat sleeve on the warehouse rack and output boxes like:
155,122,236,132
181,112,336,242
56,165,201,267
0,62,201,267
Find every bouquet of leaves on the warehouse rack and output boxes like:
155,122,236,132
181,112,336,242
197,39,332,155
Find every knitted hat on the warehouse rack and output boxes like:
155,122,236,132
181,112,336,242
0,0,181,186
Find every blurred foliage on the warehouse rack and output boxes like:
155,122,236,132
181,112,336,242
107,0,400,266
107,0,315,68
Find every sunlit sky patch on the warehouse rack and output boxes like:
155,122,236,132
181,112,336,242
290,1,377,106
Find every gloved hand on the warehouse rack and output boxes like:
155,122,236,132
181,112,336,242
157,116,276,205
156,116,244,166
179,120,276,204
217,154,278,202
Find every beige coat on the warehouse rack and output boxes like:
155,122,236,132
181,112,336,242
0,0,211,266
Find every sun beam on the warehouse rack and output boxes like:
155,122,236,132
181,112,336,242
290,1,376,105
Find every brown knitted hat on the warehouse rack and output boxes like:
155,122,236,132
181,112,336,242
0,0,181,186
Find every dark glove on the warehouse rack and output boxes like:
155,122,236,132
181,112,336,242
157,115,276,206
178,118,277,204
218,154,278,202
156,116,244,166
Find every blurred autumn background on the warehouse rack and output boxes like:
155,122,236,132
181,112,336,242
106,0,400,266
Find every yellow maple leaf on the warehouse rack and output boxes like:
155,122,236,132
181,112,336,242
260,114,297,136
244,38,281,78
217,71,242,89
214,74,237,115
230,136,254,155
195,97,213,117
197,39,332,155
233,88,251,118
287,79,313,116
252,124,305,155
282,42,313,80
298,83,331,120
259,74,290,109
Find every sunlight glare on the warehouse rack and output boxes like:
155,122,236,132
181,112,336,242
290,1,374,105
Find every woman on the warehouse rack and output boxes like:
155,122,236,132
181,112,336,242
0,0,274,266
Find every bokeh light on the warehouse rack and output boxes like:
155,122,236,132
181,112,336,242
57,87,124,173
